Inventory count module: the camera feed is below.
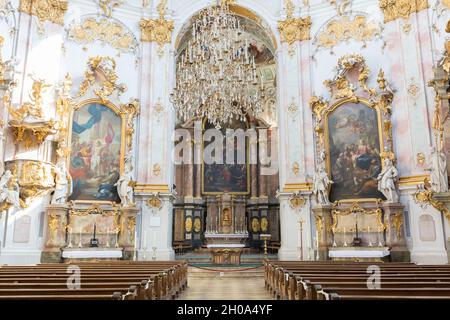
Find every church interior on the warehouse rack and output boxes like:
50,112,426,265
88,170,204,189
0,0,450,301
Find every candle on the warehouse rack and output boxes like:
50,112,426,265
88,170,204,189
315,230,319,248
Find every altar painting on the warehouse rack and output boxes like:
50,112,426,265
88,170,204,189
69,102,122,202
327,102,384,202
203,127,249,194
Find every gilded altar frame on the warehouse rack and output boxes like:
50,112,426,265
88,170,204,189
66,98,126,205
310,54,396,204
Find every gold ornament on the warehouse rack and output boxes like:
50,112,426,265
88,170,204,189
292,162,300,175
140,0,174,47
98,0,123,18
379,0,429,23
77,56,126,102
316,15,381,50
414,179,450,223
19,0,68,25
121,99,140,151
392,212,404,239
68,17,139,54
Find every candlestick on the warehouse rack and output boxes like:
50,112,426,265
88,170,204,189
67,227,73,248
115,230,119,248
368,226,373,247
106,228,110,248
78,228,82,248
343,227,348,247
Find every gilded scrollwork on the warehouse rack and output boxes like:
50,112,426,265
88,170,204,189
6,76,57,148
98,0,123,18
314,15,382,51
414,178,450,223
68,17,139,55
67,203,121,233
140,0,174,52
77,56,126,103
3,160,55,208
289,191,306,209
392,212,404,239
379,0,429,32
331,203,386,234
121,99,140,151
379,0,429,23
19,0,67,32
277,0,311,47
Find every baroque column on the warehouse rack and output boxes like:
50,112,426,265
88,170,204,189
276,4,314,260
136,2,176,260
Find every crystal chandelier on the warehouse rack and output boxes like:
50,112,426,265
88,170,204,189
170,2,264,128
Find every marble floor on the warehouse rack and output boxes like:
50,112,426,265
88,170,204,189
178,268,274,300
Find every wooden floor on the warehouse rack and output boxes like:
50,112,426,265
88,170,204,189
177,267,274,300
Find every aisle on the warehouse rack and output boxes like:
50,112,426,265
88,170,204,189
177,267,274,300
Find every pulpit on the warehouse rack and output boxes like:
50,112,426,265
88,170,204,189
205,193,248,264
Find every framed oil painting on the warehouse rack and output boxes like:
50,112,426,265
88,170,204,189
202,122,250,195
68,100,124,202
325,100,385,202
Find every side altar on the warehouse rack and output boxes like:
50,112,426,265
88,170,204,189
205,193,248,265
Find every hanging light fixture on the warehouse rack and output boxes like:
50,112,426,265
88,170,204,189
170,1,264,128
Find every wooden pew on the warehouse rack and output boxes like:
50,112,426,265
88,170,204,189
0,261,187,300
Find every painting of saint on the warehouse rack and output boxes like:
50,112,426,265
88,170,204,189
69,102,122,202
203,124,249,194
327,102,385,202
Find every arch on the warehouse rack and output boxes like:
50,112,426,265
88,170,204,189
172,1,279,53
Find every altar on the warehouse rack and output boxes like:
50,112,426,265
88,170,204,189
61,247,124,262
204,193,249,265
328,247,391,262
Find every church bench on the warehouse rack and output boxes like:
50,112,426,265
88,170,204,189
0,261,188,300
329,294,450,300
263,261,450,300
0,285,140,300
0,295,122,300
288,273,450,300
316,286,450,300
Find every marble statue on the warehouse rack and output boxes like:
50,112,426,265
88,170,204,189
115,156,135,207
428,147,449,193
313,151,333,204
0,170,22,209
377,157,399,203
51,162,73,204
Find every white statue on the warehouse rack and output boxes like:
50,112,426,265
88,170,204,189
51,162,73,204
0,170,22,210
428,147,449,193
115,156,135,207
313,151,333,204
377,157,399,203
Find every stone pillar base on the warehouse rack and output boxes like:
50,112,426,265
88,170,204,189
312,204,333,261
41,204,70,263
382,202,409,259
119,206,140,252
40,250,62,263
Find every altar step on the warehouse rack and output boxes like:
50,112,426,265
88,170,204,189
187,266,265,278
175,253,277,265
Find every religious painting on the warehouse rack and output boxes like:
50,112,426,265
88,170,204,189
69,101,123,202
326,101,385,202
202,124,249,194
